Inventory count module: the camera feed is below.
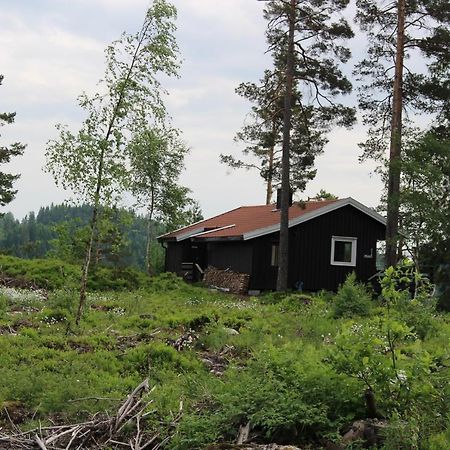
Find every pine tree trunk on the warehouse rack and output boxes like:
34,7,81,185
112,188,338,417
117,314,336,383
385,0,406,268
266,144,275,205
276,0,296,292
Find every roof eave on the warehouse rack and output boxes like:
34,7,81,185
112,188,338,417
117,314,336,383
192,236,243,242
242,197,386,240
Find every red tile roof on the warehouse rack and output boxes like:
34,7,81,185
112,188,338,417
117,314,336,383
159,199,340,241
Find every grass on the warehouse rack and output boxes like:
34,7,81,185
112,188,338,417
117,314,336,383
0,268,449,449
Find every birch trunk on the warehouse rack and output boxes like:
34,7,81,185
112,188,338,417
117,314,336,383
76,24,149,325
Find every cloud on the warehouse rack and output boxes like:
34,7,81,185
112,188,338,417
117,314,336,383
0,0,385,221
0,13,104,108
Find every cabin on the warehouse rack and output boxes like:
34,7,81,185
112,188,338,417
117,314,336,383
157,197,386,292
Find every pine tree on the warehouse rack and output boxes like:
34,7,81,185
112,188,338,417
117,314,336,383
221,69,328,204
260,0,356,290
0,75,25,209
355,0,450,266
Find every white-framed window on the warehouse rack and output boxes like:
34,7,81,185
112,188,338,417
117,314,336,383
330,236,357,267
271,244,279,267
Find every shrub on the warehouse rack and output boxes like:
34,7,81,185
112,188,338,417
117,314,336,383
87,266,149,291
0,254,152,291
0,294,7,318
279,293,313,312
333,273,372,318
391,294,438,340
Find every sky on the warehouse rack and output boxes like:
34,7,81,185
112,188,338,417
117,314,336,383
0,0,383,220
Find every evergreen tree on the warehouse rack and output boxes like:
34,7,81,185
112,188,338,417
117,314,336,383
355,0,450,266
398,131,450,273
221,69,328,204
0,75,25,209
258,0,355,290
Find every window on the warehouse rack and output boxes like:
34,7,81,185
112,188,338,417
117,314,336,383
271,244,279,267
330,236,357,267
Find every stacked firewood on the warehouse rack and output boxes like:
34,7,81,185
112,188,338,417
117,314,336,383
204,266,250,295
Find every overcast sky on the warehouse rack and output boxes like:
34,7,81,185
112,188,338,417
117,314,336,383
1,0,383,220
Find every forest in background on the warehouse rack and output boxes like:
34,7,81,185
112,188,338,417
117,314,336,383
0,204,166,273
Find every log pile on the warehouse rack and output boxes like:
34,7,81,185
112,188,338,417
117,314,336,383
0,379,181,450
204,266,250,295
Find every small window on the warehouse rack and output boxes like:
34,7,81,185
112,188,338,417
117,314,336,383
271,244,279,267
331,236,357,267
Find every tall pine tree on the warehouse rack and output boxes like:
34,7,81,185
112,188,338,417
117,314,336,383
221,68,328,204
260,0,356,290
355,0,450,266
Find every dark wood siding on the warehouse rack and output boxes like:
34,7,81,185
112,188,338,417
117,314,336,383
165,241,193,273
250,233,279,290
250,205,385,291
207,242,253,274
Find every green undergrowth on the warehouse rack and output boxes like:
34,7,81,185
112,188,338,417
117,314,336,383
0,254,153,290
0,265,449,449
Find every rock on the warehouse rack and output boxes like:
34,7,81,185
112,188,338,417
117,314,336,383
224,327,240,336
342,419,388,447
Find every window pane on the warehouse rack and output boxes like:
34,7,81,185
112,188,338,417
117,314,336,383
334,241,352,263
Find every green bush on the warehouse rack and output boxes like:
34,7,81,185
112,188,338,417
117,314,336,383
0,254,79,289
87,266,149,291
333,273,372,318
279,293,313,312
427,423,450,450
391,294,438,340
0,254,152,291
0,294,7,318
170,343,361,449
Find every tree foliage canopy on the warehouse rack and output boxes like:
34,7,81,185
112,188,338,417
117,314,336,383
222,0,356,204
45,0,181,206
356,0,450,160
0,75,25,209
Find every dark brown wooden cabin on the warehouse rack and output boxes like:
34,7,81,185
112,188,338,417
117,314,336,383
158,198,386,292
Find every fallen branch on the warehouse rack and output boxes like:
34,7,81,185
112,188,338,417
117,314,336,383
0,378,181,450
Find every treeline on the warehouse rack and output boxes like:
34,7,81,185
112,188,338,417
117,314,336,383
0,204,166,272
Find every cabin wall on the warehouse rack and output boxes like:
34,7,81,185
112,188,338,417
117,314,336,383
207,241,253,274
289,205,385,291
164,241,193,273
164,205,385,292
164,240,253,277
250,233,279,290
250,205,385,291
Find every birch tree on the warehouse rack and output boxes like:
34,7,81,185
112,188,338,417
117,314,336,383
45,0,180,324
127,127,198,275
